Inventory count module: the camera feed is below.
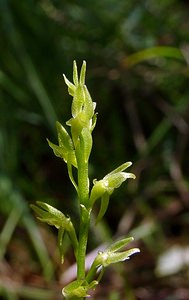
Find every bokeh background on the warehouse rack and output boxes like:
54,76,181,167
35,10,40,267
0,0,189,299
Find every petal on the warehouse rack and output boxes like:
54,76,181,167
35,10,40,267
63,74,75,96
108,162,133,175
106,237,134,253
79,60,86,85
73,60,79,86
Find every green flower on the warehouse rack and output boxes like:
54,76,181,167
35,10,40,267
86,237,140,283
63,61,96,148
89,162,136,222
30,202,78,263
47,121,77,168
62,279,98,298
97,237,140,267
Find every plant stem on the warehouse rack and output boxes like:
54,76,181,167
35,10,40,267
77,207,90,280
76,134,91,280
77,160,89,206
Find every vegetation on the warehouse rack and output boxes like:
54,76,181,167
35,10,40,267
31,60,139,299
0,0,189,299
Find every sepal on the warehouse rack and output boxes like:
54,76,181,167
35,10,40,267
106,236,134,252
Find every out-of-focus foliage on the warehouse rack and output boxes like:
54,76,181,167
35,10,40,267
0,0,189,299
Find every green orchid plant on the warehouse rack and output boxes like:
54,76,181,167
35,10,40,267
31,61,140,299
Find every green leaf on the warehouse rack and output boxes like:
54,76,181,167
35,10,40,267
125,46,185,68
80,204,91,224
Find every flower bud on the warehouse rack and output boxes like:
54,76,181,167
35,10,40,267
62,279,98,298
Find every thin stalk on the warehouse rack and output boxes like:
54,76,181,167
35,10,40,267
77,153,89,206
76,137,90,280
77,208,90,280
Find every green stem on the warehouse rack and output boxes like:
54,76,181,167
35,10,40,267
76,137,90,280
77,155,89,206
77,207,90,279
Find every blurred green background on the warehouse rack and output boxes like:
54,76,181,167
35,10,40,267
0,0,189,299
